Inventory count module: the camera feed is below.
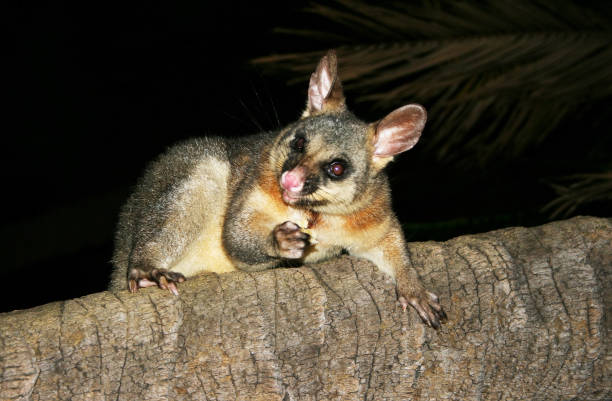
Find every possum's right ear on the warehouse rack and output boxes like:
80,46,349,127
303,50,346,117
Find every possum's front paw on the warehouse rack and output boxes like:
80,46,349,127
128,266,186,296
273,221,310,259
397,284,447,329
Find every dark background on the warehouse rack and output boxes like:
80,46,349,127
4,1,610,312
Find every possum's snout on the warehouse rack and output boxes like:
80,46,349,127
281,168,306,193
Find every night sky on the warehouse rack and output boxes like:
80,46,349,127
4,1,610,312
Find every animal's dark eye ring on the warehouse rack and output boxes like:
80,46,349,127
327,160,346,178
291,136,306,152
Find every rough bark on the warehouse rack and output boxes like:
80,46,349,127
1,216,610,401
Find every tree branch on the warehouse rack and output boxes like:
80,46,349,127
1,216,610,400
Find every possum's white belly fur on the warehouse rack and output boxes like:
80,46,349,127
170,214,236,276
168,156,237,276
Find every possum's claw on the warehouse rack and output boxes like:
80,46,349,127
398,287,447,329
128,267,186,295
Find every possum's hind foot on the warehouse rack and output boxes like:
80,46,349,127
398,286,447,329
128,267,186,296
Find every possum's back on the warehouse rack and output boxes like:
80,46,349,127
110,136,233,290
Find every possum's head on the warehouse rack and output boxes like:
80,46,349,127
270,50,427,214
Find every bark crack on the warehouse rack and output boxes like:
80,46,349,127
440,245,454,302
147,294,163,333
273,270,279,359
516,249,545,322
74,299,104,393
491,243,513,289
309,264,345,307
109,292,130,401
531,231,571,317
456,248,483,328
349,258,382,400
168,297,185,400
2,312,40,400
529,228,574,400
57,300,67,400
214,273,238,399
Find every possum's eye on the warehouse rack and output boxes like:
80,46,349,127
291,136,306,152
326,160,346,179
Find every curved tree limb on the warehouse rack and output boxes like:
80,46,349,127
1,216,610,400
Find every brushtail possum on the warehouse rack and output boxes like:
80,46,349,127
110,50,447,328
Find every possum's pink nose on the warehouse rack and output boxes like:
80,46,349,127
281,169,305,193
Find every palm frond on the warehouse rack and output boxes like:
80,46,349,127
252,0,612,165
543,171,612,218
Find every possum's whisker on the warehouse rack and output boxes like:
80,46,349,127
308,187,342,205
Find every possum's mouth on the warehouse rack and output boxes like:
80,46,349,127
281,188,329,209
281,189,301,204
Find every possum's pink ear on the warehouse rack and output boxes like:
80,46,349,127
303,50,346,116
372,104,426,161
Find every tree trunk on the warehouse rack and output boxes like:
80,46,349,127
1,216,610,400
